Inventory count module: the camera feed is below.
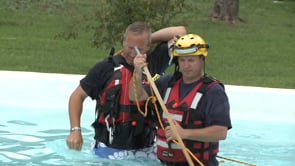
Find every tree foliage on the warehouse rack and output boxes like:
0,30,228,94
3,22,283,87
86,0,187,49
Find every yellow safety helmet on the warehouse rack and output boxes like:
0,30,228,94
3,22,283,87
173,34,209,57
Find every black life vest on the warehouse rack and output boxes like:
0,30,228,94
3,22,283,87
157,76,222,163
92,56,156,150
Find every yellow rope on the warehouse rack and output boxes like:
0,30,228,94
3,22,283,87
132,70,204,165
114,49,123,56
132,71,148,117
217,155,256,166
146,91,205,166
132,71,256,166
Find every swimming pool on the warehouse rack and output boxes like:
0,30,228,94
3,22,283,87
0,71,294,166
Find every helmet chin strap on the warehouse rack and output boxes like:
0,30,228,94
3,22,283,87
203,56,206,76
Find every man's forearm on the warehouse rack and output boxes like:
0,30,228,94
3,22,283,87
151,26,187,43
68,95,83,128
68,87,86,128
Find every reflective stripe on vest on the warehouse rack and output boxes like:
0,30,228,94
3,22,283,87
162,112,183,122
157,78,218,163
163,87,171,103
164,85,204,110
114,65,122,85
157,139,181,149
191,92,203,109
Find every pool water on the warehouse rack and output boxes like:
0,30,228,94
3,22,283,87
0,71,295,166
0,107,159,166
219,120,295,165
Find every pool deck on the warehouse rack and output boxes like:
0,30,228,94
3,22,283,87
1,70,295,122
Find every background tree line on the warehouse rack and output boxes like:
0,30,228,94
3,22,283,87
56,0,241,49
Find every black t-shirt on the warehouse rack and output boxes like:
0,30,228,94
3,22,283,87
80,42,171,100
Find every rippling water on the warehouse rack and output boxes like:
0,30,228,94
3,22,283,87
219,120,295,165
1,107,294,166
1,71,295,165
0,106,161,166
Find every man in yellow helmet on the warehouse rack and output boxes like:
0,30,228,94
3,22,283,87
130,34,232,165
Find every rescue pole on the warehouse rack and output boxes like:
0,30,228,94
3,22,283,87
142,66,195,166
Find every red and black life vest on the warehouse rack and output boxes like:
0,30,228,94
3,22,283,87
157,76,221,163
97,64,140,124
92,57,156,150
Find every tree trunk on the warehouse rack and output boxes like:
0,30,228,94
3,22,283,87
211,0,242,23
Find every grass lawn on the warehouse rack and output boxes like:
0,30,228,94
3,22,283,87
0,0,294,89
